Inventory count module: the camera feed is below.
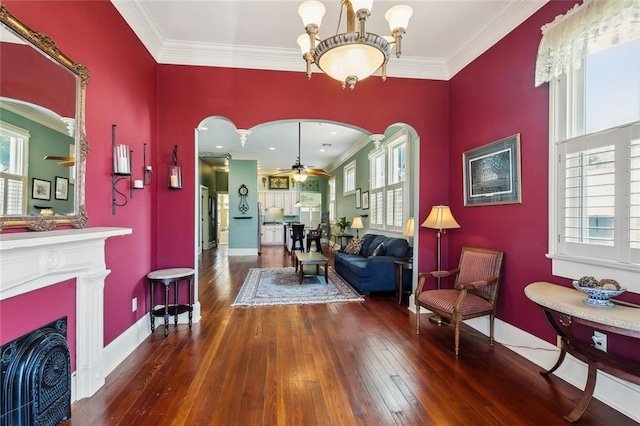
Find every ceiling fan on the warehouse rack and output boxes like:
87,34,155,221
277,122,331,180
44,155,75,167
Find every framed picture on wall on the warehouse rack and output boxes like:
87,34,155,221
463,134,522,206
361,191,369,210
268,175,289,190
55,176,69,200
355,188,361,209
32,178,51,200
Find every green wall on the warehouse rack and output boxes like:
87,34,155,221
328,125,415,236
229,160,258,250
1,107,75,215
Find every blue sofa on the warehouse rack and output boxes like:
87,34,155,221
334,233,411,294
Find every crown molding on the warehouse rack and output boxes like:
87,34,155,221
111,0,164,61
1,102,67,135
112,0,547,81
446,0,549,78
158,40,450,81
326,134,373,174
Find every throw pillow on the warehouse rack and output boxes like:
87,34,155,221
371,242,384,256
344,238,364,255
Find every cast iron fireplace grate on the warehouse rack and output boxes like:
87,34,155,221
1,317,71,426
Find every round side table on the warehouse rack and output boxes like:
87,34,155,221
147,268,195,337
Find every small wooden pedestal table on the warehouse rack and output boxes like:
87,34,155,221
147,267,195,337
394,258,413,304
524,281,640,422
295,252,328,284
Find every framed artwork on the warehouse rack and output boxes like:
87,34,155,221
463,134,522,206
32,178,51,200
361,191,369,210
355,188,361,209
55,176,69,200
268,176,289,190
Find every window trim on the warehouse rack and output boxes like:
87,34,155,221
548,77,640,293
0,120,29,215
343,160,356,196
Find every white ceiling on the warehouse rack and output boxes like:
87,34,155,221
112,0,547,175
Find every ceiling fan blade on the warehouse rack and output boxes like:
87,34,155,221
307,168,331,178
44,155,74,161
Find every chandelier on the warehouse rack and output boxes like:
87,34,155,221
297,0,412,90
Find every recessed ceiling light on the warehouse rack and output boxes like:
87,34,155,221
319,149,325,152
330,131,337,135
216,145,223,149
199,127,208,131
269,147,276,150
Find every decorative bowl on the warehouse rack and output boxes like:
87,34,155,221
572,281,626,308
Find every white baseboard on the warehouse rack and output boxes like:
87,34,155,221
228,248,258,256
465,317,640,422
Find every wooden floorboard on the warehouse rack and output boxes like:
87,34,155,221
69,244,638,425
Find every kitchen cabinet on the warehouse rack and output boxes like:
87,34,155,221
283,191,298,216
261,224,284,245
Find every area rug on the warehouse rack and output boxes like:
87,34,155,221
231,266,364,307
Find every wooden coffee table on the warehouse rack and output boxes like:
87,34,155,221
295,252,328,284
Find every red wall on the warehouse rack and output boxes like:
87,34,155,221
0,0,158,348
155,66,450,273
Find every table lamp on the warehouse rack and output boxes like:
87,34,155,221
351,216,364,238
403,217,415,245
421,205,460,324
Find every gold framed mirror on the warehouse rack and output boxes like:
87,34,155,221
0,4,89,231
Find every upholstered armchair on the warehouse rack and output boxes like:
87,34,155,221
415,247,504,356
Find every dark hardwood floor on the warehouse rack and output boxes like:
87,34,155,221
70,244,637,425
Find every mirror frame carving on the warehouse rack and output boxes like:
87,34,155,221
0,4,89,231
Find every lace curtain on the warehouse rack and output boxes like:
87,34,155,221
534,0,640,87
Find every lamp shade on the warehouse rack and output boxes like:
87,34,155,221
421,206,460,230
297,33,311,55
298,0,326,27
351,216,364,229
402,217,414,237
385,5,413,31
293,171,308,182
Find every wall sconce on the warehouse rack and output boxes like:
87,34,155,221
168,145,182,189
111,124,133,215
143,142,153,185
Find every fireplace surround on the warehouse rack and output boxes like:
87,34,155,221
0,227,131,400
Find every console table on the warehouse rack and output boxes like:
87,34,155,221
524,282,640,422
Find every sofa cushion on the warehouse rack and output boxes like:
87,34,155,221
371,242,384,256
344,257,371,278
344,237,364,255
385,238,409,258
364,235,386,257
359,234,379,256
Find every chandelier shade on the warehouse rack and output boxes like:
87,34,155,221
297,0,412,90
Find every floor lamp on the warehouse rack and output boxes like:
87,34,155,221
421,205,460,325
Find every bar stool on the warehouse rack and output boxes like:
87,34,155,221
147,267,195,337
290,224,305,255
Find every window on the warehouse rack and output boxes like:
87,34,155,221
542,2,640,290
368,130,408,233
343,160,356,195
0,121,29,215
328,178,336,222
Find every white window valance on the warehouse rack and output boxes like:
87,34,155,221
534,0,640,87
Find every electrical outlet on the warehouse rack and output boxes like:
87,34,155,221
592,331,607,352
132,297,137,312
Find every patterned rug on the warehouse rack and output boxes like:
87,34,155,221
231,266,364,307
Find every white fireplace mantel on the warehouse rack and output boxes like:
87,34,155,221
0,226,132,399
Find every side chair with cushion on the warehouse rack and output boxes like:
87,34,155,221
306,223,323,253
290,224,306,254
415,247,504,356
